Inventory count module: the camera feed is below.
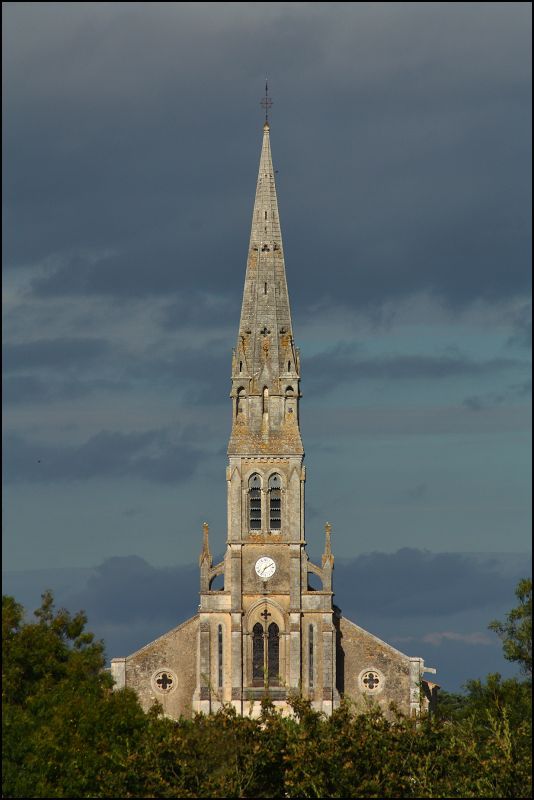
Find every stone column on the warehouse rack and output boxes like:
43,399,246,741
409,657,424,716
230,544,243,712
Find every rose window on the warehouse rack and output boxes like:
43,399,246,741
361,670,383,692
152,669,177,694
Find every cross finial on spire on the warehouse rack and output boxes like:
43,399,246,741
260,80,272,124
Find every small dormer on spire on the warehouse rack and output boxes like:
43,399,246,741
322,522,334,568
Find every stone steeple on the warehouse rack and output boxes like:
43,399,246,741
111,108,438,724
229,121,303,455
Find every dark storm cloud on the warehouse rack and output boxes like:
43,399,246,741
306,344,524,393
2,374,129,406
160,294,240,331
506,303,532,350
68,556,200,626
1,326,231,406
3,3,531,313
3,374,83,405
462,378,532,412
3,337,110,372
3,429,205,484
123,342,231,405
333,549,525,619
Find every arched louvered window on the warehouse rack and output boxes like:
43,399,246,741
268,623,280,684
268,474,281,530
249,474,262,530
252,622,264,684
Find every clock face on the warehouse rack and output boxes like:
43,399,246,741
255,556,276,579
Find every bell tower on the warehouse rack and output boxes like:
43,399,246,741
193,114,339,716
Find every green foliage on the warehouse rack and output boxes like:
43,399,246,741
3,589,532,798
489,577,532,676
2,592,152,798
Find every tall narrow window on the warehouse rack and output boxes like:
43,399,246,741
249,474,262,530
309,625,314,688
262,386,269,415
252,623,264,685
218,625,223,689
268,474,281,530
268,623,280,684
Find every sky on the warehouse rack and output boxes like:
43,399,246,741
2,3,532,691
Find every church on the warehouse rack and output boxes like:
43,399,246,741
111,112,438,719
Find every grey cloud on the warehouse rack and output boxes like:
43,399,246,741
2,374,129,406
463,395,486,412
462,379,532,412
3,3,530,313
510,379,532,398
306,344,524,393
3,429,205,484
405,483,429,502
159,294,239,331
334,549,525,619
507,303,532,350
68,556,200,626
3,337,111,372
1,326,231,407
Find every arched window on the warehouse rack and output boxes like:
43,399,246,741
262,386,269,415
252,623,264,684
251,618,280,687
268,623,280,684
249,474,262,530
268,474,281,530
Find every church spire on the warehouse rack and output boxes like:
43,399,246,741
229,119,302,456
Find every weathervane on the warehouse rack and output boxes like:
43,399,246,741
260,80,273,123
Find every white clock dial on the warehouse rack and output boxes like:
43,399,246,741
255,556,276,579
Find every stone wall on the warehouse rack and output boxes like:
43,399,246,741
119,614,198,719
337,616,413,717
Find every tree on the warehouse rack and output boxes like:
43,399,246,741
489,577,532,676
2,592,152,798
3,590,532,798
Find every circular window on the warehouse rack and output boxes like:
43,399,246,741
151,669,177,694
359,669,384,693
